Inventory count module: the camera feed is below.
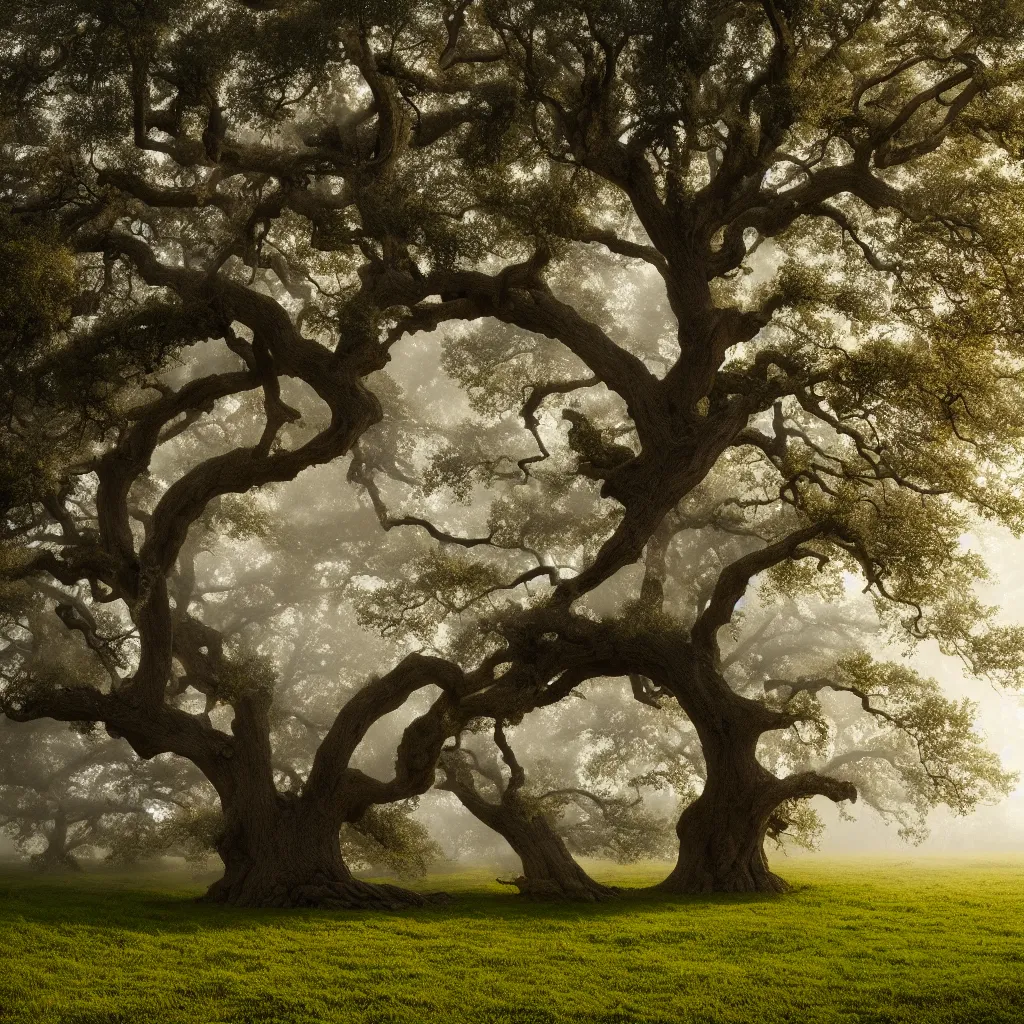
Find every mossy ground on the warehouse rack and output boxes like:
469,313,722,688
1,857,1022,1023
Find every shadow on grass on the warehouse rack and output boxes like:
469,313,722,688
0,867,808,936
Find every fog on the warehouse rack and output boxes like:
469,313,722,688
4,308,1024,877
5,97,1024,889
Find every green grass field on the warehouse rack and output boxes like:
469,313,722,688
1,857,1022,1024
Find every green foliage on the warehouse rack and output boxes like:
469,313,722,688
205,495,273,542
759,556,844,607
766,800,825,852
832,654,1019,815
213,649,278,707
421,427,523,504
341,802,442,879
558,803,676,865
106,805,222,870
0,212,75,386
440,324,586,422
353,549,509,642
487,489,621,565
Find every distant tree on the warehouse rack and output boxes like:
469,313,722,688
0,717,189,871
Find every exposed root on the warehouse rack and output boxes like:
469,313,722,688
497,874,619,902
656,867,791,895
201,870,451,910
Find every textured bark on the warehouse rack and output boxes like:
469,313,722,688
638,645,808,894
658,742,789,894
201,795,430,909
653,656,856,894
495,811,617,902
195,686,445,910
441,747,615,902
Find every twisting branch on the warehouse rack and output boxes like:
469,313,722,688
304,653,468,819
348,445,494,547
691,523,832,654
535,786,642,815
492,722,525,795
518,377,598,481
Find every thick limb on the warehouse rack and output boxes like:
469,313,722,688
439,735,616,902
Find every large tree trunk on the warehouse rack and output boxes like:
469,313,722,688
496,810,617,902
658,744,787,894
653,656,794,895
196,686,446,910
655,657,858,895
31,844,83,872
201,794,431,910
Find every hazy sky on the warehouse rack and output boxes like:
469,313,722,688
807,524,1024,853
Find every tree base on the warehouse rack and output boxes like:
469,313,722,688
201,870,449,910
656,863,791,895
30,852,83,873
497,874,619,902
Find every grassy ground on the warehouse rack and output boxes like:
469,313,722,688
0,857,1022,1024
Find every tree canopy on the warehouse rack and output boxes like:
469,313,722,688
2,0,1023,902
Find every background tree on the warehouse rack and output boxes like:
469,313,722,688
0,717,193,871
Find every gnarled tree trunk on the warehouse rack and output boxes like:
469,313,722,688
495,807,616,902
199,692,438,910
658,739,788,894
654,657,857,894
201,795,430,909
639,646,858,895
440,738,615,902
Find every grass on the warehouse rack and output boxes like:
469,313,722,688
1,857,1022,1024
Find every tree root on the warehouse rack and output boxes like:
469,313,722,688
497,874,619,902
656,867,791,895
201,871,452,910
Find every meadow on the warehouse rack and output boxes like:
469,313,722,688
1,857,1022,1024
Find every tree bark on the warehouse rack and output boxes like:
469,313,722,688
658,739,789,894
653,658,857,894
495,810,617,902
642,648,811,894
440,755,615,902
200,691,436,910
200,795,431,909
